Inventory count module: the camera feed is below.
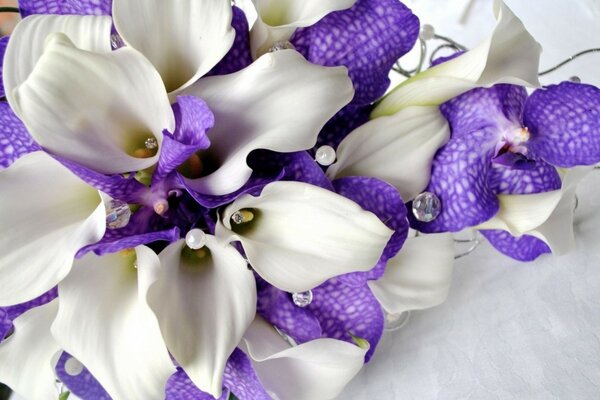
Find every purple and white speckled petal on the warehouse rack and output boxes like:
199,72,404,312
0,36,8,98
0,102,40,169
480,230,551,261
316,105,372,150
0,309,10,342
281,151,333,190
166,368,227,400
292,0,419,106
308,277,383,362
207,6,252,77
19,0,112,17
223,348,271,400
56,352,111,400
525,82,600,167
0,288,57,344
488,161,561,195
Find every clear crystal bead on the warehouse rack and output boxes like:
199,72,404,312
268,40,296,52
231,209,254,225
145,137,158,150
419,24,435,41
185,229,207,250
384,311,411,331
292,290,313,307
110,34,124,50
569,76,581,83
412,192,441,222
106,199,131,229
64,356,84,376
315,145,336,166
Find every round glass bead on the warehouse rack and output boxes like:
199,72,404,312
64,357,84,376
292,290,313,307
106,199,131,229
268,40,296,52
569,76,581,83
384,311,411,332
185,229,207,250
315,145,336,166
145,137,158,150
419,24,435,41
412,192,441,222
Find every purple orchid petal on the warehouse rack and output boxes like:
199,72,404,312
1,36,8,98
0,288,57,344
525,82,600,167
153,96,213,184
430,51,464,67
280,151,333,190
207,6,252,77
0,102,41,169
223,348,271,400
333,177,408,281
256,277,322,345
292,0,419,106
308,277,384,362
491,151,536,170
19,0,112,17
55,352,111,400
316,104,372,150
488,161,561,195
166,368,228,400
0,309,10,341
480,230,551,261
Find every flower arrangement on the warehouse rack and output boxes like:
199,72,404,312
0,0,598,399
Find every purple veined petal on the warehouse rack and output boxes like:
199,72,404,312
525,82,600,167
333,177,408,281
1,36,9,98
153,96,213,184
256,277,322,345
480,230,551,262
307,277,384,362
166,368,228,400
316,104,372,150
0,288,57,344
207,6,252,77
0,102,41,169
292,0,419,106
488,160,561,195
55,352,111,400
280,151,333,190
0,309,10,342
19,0,112,17
223,348,271,400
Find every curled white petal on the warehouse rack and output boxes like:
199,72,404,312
215,181,393,293
373,0,541,117
0,152,105,306
328,106,450,202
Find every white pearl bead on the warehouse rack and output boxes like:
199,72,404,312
185,229,207,250
419,24,435,41
315,145,336,166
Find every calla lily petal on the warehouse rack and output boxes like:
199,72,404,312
113,0,235,95
328,106,450,202
216,181,393,293
241,316,367,400
373,0,541,117
142,237,256,398
51,247,176,400
3,14,112,114
250,0,356,57
13,33,174,174
0,301,61,400
0,152,105,306
182,50,354,196
368,233,455,314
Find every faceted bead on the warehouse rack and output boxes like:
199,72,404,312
231,209,254,225
268,40,296,52
419,24,435,41
315,145,336,166
185,229,207,250
412,192,441,222
110,34,124,50
384,311,411,332
106,199,131,229
64,357,84,376
144,137,158,150
292,290,313,307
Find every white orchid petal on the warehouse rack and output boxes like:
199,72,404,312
328,106,450,202
250,0,356,57
141,237,255,398
476,167,591,254
183,50,354,196
242,316,367,400
14,33,174,174
3,15,112,115
113,0,234,95
51,247,176,400
373,0,541,117
368,233,454,314
0,300,60,400
0,152,105,306
215,181,393,292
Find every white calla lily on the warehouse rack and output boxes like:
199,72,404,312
475,167,591,254
51,247,176,400
368,233,455,314
141,236,256,398
0,300,61,400
182,50,354,196
113,0,235,95
328,106,450,202
216,181,393,293
373,0,541,117
241,316,368,400
250,0,356,57
0,152,105,306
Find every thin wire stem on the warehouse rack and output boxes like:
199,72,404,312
0,7,20,13
539,48,600,76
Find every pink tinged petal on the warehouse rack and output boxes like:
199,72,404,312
373,0,541,117
3,15,112,114
112,0,235,95
13,33,174,174
182,50,354,196
0,152,105,306
143,237,256,398
0,300,61,400
241,316,368,400
216,181,393,293
51,247,176,400
368,233,455,314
